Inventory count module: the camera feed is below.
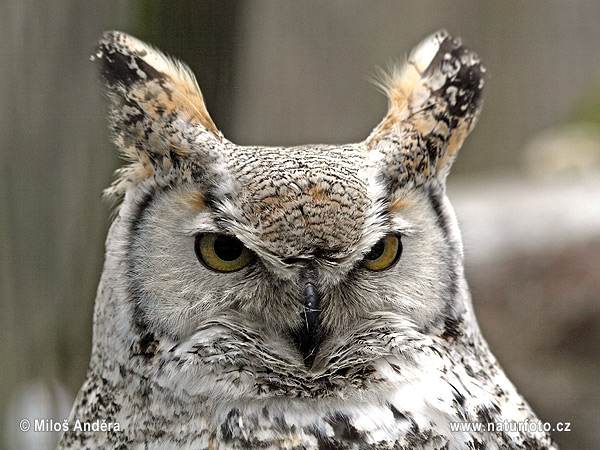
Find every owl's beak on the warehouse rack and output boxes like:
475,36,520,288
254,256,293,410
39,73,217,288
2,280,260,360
290,274,321,369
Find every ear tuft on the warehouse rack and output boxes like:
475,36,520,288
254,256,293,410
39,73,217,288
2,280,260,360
93,31,222,200
95,32,164,88
368,30,486,187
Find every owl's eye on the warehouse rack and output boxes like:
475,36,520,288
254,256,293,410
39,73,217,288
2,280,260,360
195,233,253,272
363,235,402,271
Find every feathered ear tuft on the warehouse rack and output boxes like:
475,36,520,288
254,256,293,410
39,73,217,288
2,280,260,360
367,30,486,188
93,31,223,199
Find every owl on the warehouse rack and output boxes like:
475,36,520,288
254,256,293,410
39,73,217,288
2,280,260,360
58,30,558,449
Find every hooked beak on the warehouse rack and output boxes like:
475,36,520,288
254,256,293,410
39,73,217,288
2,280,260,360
291,273,321,369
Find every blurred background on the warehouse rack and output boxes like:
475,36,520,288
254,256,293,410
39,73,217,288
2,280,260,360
1,1,599,448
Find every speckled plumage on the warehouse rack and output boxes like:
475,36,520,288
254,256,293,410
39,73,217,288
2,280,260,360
58,31,558,449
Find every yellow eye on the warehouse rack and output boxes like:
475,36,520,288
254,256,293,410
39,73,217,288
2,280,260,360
363,235,402,271
195,233,253,272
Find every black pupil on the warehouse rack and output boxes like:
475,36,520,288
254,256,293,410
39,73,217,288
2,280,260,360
213,235,244,261
365,239,386,261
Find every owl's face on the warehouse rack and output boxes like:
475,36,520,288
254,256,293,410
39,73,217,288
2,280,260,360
96,31,484,378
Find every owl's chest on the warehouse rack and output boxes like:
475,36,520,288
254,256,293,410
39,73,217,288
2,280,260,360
194,397,446,450
135,355,534,450
63,355,549,450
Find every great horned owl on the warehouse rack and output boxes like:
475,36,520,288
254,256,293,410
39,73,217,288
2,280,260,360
58,30,558,449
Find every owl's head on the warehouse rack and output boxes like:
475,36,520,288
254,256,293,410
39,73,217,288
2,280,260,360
94,31,485,394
